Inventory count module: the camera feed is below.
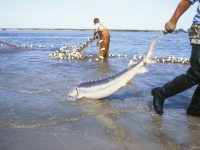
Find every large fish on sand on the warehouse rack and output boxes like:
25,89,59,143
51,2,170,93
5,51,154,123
68,37,159,99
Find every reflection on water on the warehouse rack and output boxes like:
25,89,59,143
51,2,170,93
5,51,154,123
147,114,200,150
78,98,131,149
0,30,200,150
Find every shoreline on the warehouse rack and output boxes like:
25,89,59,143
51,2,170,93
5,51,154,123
0,28,161,32
0,28,188,33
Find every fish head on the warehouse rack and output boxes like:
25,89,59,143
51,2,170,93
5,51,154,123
68,88,79,98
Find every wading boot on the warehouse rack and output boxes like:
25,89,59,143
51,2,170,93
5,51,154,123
151,87,165,115
151,74,196,115
187,85,200,117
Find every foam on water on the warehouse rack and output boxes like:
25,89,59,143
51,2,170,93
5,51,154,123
0,86,52,94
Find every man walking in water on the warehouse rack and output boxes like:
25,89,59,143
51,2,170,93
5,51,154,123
93,18,110,60
152,0,200,116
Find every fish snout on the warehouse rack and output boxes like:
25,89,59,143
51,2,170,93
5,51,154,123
68,88,78,98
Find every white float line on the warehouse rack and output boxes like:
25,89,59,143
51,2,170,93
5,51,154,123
50,52,190,65
0,42,81,49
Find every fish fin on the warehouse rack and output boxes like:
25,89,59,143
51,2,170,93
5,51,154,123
138,67,148,74
128,59,137,67
127,80,132,84
143,36,159,64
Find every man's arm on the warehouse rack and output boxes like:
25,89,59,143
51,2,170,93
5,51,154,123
170,0,191,25
94,30,97,37
165,0,192,33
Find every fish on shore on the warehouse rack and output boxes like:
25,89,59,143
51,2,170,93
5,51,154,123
68,37,159,99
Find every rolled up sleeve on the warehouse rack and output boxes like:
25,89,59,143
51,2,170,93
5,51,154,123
189,0,199,4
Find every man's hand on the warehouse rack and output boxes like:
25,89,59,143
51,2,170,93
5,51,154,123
165,21,176,33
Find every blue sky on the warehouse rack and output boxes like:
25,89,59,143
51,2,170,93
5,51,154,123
0,0,198,30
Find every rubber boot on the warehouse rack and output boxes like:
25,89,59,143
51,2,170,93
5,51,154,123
151,87,165,115
187,85,200,117
151,74,196,115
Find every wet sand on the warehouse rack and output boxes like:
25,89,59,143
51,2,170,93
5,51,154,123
0,96,200,150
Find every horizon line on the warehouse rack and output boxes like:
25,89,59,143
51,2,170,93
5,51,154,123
0,28,188,32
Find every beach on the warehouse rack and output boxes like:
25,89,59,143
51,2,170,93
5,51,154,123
0,30,199,150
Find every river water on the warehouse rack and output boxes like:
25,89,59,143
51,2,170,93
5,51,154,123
0,30,199,150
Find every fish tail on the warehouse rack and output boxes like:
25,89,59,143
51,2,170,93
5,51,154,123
143,36,160,64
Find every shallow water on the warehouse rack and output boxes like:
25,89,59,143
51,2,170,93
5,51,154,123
0,30,199,150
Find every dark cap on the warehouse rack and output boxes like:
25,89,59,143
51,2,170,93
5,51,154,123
93,18,99,24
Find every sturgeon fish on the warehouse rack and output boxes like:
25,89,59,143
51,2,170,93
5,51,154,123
68,37,159,99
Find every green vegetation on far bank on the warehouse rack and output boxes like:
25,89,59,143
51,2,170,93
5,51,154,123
0,28,188,33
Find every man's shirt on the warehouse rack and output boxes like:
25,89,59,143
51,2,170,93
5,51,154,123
94,23,106,32
189,0,200,24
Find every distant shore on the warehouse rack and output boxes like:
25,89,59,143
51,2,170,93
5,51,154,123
0,28,187,33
